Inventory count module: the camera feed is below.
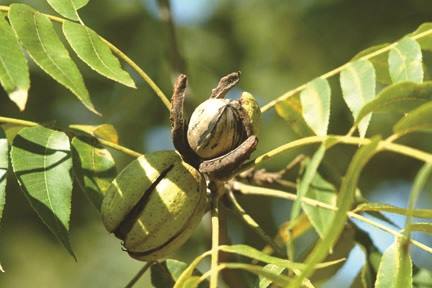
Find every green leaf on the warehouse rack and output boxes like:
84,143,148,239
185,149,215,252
256,264,286,288
406,223,432,234
300,78,331,136
340,59,376,137
354,203,432,218
46,0,89,21
393,101,432,136
71,136,116,210
388,37,423,84
404,163,432,236
351,246,373,288
69,124,119,143
10,125,75,257
302,173,337,238
352,43,391,84
151,259,187,287
290,137,380,288
291,143,327,222
62,21,136,88
411,23,432,52
375,239,412,288
219,263,292,287
151,259,208,288
0,14,30,111
275,95,315,138
356,81,432,124
0,128,7,225
8,4,98,115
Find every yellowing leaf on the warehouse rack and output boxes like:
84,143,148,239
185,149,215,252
340,59,376,137
0,15,29,111
300,78,331,136
388,37,423,84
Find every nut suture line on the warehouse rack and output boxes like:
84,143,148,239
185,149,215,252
101,72,261,262
170,71,261,181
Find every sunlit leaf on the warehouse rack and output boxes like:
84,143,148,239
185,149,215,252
63,21,136,88
290,138,380,288
411,22,432,52
10,125,75,257
352,43,391,84
393,101,432,136
388,37,423,84
8,4,98,115
0,14,30,111
291,143,327,222
219,263,292,287
404,163,432,236
340,59,376,137
0,128,7,225
356,81,432,124
351,245,373,288
257,264,286,288
375,239,412,288
275,95,314,138
354,203,432,218
69,124,119,144
71,136,116,210
46,0,89,21
300,78,331,136
302,173,337,238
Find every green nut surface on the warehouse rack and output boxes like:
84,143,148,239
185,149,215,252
101,151,207,261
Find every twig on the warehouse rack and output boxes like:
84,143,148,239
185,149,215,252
240,135,432,175
232,181,432,255
157,0,186,76
210,192,220,288
225,190,286,256
0,5,171,110
124,261,154,288
0,116,143,158
260,27,432,112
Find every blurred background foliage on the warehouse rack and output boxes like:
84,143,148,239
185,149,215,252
0,0,431,287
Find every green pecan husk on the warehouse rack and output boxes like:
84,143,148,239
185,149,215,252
101,151,208,261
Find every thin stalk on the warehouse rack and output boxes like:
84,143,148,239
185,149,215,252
241,135,432,174
210,196,220,288
226,191,286,256
0,116,142,158
0,5,171,110
124,261,154,288
233,181,432,254
260,27,432,112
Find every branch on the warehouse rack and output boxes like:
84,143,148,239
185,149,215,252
124,261,154,288
157,0,186,76
260,27,432,112
0,116,143,158
240,135,432,174
232,181,432,255
0,5,171,110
